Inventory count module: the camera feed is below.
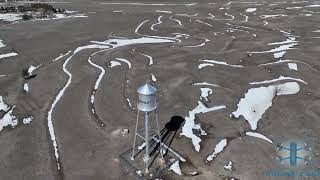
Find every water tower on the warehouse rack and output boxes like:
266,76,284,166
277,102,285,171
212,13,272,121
131,83,164,173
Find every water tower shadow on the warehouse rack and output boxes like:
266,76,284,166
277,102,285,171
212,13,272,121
148,116,185,167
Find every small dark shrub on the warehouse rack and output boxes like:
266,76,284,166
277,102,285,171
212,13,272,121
22,14,33,21
31,3,57,13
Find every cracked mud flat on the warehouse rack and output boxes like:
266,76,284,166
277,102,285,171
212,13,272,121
0,0,320,180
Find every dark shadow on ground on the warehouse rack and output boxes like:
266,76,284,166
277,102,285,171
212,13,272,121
148,116,185,167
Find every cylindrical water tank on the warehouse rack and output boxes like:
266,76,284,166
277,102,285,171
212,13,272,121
137,83,157,112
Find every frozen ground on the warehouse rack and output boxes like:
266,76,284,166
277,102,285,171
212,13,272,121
0,0,320,180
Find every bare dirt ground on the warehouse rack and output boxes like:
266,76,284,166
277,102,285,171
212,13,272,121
0,0,320,180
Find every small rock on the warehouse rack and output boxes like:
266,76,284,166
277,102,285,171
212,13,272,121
121,128,129,135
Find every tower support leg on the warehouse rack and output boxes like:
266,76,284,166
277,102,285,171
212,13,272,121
131,109,140,160
144,112,150,172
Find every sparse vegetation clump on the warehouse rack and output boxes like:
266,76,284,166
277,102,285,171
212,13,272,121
0,5,17,13
1,3,67,21
22,14,32,21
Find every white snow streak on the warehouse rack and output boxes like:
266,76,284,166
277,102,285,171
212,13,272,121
195,20,213,27
246,132,273,143
52,51,72,62
169,16,182,26
249,75,307,85
151,73,157,82
240,13,249,22
260,14,288,18
151,15,163,31
184,37,210,48
88,55,106,90
100,2,197,6
201,59,244,67
155,10,172,14
0,52,18,59
140,53,153,65
126,98,134,109
198,63,214,69
192,82,220,87
115,58,131,69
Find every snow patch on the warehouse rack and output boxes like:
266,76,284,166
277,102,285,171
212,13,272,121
288,63,298,71
136,170,143,176
108,61,121,67
207,139,227,161
138,142,146,150
27,65,40,75
23,116,33,124
198,63,214,69
115,58,131,69
126,98,134,109
249,36,298,59
0,96,9,112
0,13,22,22
0,40,6,48
151,73,157,82
200,88,212,101
23,83,29,92
0,107,18,132
224,161,233,171
181,101,226,152
246,8,257,12
231,82,300,130
169,161,182,175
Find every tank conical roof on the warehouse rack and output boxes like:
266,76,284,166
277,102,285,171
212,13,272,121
137,83,157,95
